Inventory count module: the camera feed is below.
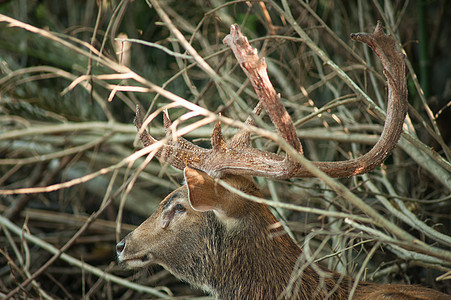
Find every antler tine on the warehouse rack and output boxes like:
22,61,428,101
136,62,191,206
306,20,407,177
223,24,303,157
134,105,157,147
162,109,172,132
134,105,210,171
211,114,227,152
228,101,263,148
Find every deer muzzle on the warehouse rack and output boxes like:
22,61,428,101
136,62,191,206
116,236,153,268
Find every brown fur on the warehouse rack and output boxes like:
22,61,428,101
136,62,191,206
117,169,449,299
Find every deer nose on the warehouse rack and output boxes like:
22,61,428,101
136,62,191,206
116,240,125,256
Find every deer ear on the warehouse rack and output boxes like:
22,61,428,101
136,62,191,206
184,167,230,216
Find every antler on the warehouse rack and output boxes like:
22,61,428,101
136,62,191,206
135,22,407,179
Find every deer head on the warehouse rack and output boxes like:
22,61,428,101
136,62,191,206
116,168,269,270
116,168,316,298
114,23,444,299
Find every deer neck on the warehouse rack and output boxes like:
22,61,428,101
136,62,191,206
188,207,350,299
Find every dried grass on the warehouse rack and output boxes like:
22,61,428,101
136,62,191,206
0,0,450,298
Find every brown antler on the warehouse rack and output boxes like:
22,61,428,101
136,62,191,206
135,22,407,179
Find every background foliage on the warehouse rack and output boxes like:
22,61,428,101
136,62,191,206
0,0,450,299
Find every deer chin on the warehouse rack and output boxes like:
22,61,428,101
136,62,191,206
119,253,154,268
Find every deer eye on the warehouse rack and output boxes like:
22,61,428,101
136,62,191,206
174,204,186,213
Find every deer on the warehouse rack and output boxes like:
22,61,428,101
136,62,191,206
116,23,450,299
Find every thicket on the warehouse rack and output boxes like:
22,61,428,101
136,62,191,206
0,0,450,299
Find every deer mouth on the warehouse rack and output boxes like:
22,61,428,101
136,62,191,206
116,239,154,268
